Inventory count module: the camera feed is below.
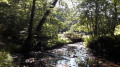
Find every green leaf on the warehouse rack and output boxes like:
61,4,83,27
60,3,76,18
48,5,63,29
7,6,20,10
2,0,8,4
0,0,2,3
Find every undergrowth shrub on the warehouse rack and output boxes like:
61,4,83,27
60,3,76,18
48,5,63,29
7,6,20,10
46,35,72,48
35,35,72,50
86,35,120,55
0,51,13,67
2,44,21,53
84,36,98,46
64,32,84,39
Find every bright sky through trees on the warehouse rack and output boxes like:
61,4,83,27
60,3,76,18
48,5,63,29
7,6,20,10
56,0,73,8
56,0,82,10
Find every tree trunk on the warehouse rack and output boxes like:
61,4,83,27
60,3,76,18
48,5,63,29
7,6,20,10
90,11,94,35
28,0,36,44
23,0,36,52
111,0,117,36
94,1,98,36
36,0,58,35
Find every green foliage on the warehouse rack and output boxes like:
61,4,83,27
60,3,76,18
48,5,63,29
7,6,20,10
0,0,30,45
78,0,120,36
0,0,69,52
0,0,8,4
46,37,66,47
58,34,72,43
114,25,120,35
39,35,72,49
0,51,13,67
74,24,88,33
86,35,120,55
64,32,84,39
84,36,98,46
2,44,21,53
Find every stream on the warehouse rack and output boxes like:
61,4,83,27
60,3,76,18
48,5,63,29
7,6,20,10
13,42,94,67
14,42,120,67
43,42,92,67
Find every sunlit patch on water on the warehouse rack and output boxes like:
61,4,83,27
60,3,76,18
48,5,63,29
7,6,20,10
56,58,78,67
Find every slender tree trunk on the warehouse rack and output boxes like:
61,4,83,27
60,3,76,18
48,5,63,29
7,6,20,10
90,11,94,35
28,0,36,44
24,0,36,51
36,0,58,35
111,0,117,35
94,1,98,36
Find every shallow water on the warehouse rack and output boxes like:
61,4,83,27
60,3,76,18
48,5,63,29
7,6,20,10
46,42,92,67
13,42,120,67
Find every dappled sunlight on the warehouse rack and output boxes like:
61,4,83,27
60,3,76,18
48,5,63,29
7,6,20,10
0,0,120,66
114,25,120,35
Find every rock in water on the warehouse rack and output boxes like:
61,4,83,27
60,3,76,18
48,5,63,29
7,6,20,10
70,58,78,67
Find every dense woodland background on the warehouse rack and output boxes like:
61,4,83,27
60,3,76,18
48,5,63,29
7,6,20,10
0,0,120,66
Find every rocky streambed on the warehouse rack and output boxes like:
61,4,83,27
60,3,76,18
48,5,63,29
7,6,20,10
13,42,120,67
44,42,92,67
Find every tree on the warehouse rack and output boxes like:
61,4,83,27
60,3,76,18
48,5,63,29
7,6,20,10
110,0,119,35
79,0,120,36
36,0,58,35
